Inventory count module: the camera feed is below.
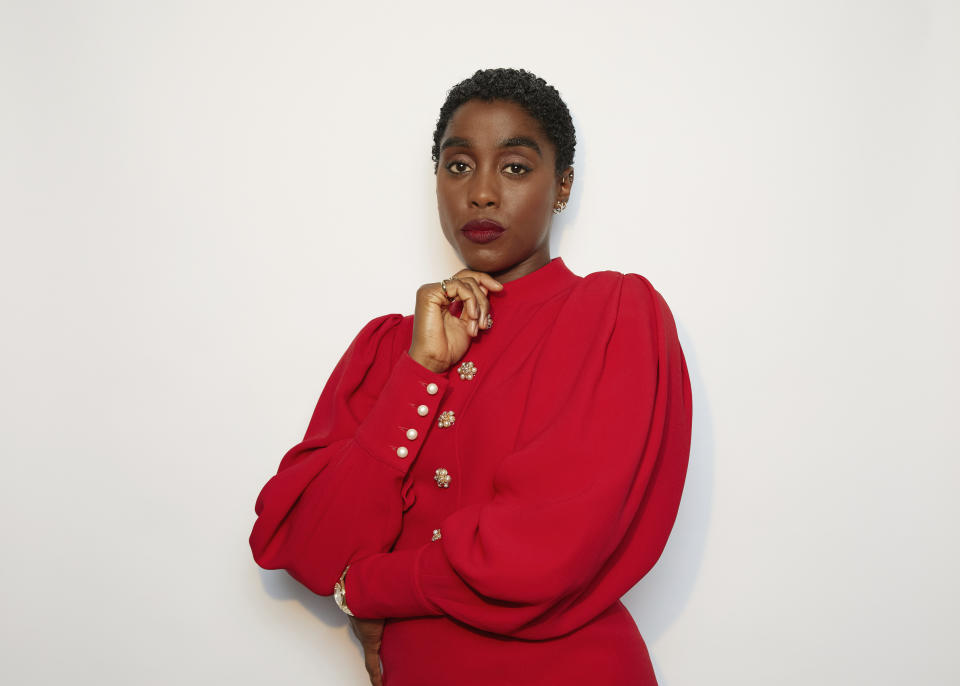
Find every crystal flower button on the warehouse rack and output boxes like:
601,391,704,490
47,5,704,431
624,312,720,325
457,361,477,381
434,468,451,488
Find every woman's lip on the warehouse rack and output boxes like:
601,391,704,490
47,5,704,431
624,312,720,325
461,219,505,232
461,219,505,244
462,228,504,244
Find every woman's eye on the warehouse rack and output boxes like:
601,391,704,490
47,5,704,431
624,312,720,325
503,163,530,175
446,161,471,174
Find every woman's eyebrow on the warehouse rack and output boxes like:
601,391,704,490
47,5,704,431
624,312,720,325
440,135,543,158
440,136,471,152
499,136,542,157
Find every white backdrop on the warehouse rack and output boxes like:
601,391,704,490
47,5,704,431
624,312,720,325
2,1,958,684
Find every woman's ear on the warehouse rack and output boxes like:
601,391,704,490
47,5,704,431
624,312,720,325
557,166,574,205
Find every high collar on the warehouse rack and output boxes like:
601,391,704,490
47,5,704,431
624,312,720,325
488,256,581,309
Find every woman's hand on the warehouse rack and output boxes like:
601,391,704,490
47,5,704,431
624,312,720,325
409,269,504,373
348,616,385,686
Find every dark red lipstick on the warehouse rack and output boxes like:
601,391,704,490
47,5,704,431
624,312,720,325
461,219,505,244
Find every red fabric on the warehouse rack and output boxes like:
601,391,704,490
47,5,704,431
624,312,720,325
250,257,692,685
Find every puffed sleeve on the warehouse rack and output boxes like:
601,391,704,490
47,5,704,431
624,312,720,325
249,313,451,595
345,273,692,640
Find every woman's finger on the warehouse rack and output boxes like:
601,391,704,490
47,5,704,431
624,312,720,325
453,272,489,296
457,276,492,331
453,269,504,294
461,277,490,332
445,278,480,331
452,271,498,328
456,277,481,319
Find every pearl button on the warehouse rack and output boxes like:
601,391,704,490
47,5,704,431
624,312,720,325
431,529,442,542
406,428,418,440
417,404,429,416
426,383,439,395
396,446,408,458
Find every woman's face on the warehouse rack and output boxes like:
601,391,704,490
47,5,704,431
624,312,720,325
435,99,571,280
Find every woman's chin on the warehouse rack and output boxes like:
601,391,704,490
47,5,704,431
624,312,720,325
464,254,510,274
457,245,507,273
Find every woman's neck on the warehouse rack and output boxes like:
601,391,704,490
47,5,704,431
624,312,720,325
489,250,551,284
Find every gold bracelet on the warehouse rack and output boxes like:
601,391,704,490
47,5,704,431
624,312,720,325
333,565,353,616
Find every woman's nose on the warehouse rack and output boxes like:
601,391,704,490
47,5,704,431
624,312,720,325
468,170,499,208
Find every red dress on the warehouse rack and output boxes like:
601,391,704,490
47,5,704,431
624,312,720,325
250,257,692,685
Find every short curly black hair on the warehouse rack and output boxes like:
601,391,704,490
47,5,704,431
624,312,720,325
431,68,576,176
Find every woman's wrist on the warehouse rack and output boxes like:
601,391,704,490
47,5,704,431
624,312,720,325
407,348,448,374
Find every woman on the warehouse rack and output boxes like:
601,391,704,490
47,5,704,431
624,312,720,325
249,68,692,685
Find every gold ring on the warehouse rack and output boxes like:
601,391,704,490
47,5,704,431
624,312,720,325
440,278,457,302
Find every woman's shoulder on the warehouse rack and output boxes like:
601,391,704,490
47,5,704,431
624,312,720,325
557,267,681,357
569,267,672,317
578,266,656,291
354,311,413,337
350,312,415,359
323,313,415,395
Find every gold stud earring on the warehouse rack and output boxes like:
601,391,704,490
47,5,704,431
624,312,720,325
553,200,567,214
